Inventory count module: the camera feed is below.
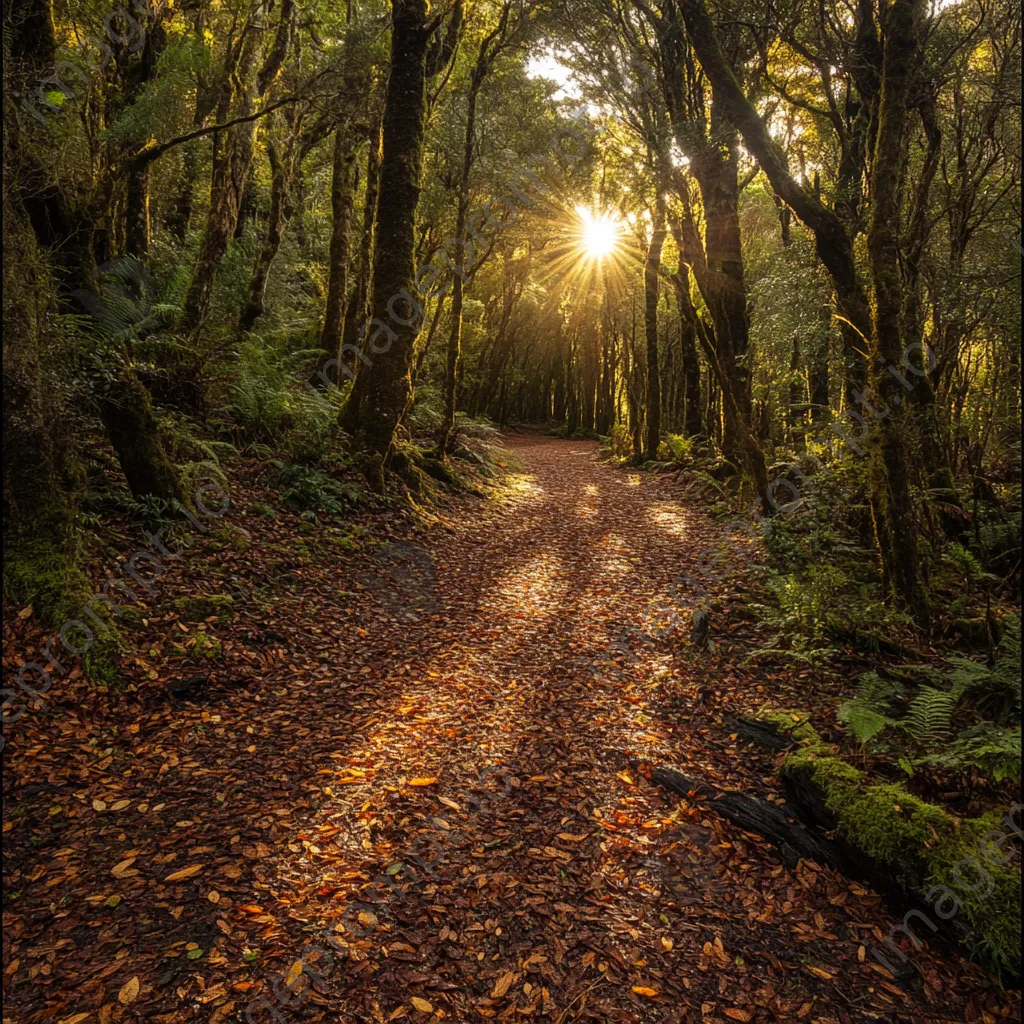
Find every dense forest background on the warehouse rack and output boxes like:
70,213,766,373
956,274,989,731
2,0,1022,1017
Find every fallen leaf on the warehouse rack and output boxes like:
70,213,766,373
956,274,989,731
164,864,204,882
491,971,516,998
118,976,140,1004
284,960,303,987
111,857,137,878
410,996,433,1013
409,777,439,787
632,986,659,997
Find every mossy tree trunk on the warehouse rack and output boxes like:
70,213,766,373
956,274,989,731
182,0,293,331
2,183,83,621
670,242,704,438
347,1,461,483
865,0,925,615
340,114,383,433
349,0,433,474
98,370,183,503
313,128,358,379
239,111,301,332
643,205,666,460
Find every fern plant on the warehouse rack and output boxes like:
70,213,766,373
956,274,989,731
837,672,902,743
904,687,957,747
912,724,1022,783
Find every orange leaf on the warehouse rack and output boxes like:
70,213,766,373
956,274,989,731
631,986,659,997
118,976,140,1004
164,864,204,882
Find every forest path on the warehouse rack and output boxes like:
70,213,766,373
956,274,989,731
3,437,1013,1023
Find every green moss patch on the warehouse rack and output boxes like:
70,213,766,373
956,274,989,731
772,715,1021,978
190,632,223,660
173,594,235,622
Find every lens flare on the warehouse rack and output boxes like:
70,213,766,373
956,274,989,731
576,206,622,260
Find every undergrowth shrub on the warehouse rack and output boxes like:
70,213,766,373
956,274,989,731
270,461,366,517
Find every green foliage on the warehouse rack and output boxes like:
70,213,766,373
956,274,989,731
777,722,1021,978
836,620,1021,784
837,673,901,743
753,564,909,648
226,342,294,441
602,424,634,460
270,461,366,517
913,724,1022,783
946,614,1022,722
658,433,695,464
905,687,958,747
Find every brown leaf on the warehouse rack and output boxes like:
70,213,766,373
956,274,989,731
111,857,137,878
410,996,433,1013
491,971,516,998
164,864,204,882
118,976,140,1004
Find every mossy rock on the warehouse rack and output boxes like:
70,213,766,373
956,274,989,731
190,632,223,660
774,717,1021,978
174,594,235,622
205,525,252,553
326,526,372,552
3,533,89,626
83,630,128,688
115,605,148,628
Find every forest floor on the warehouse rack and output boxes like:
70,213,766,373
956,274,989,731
2,434,1020,1024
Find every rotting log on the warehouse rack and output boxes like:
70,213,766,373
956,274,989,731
650,766,840,871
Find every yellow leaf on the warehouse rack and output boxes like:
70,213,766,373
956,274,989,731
632,986,659,997
660,936,673,951
111,857,137,878
409,777,439,787
491,971,516,998
410,996,433,1013
58,1015,92,1024
111,799,131,811
284,960,303,987
164,864,204,882
118,976,140,1004
93,799,107,811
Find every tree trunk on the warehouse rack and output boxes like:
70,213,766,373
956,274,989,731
350,0,437,482
865,0,924,615
340,115,383,432
125,163,151,257
314,129,358,378
644,208,667,459
2,182,82,621
98,369,183,502
672,0,872,405
239,115,300,332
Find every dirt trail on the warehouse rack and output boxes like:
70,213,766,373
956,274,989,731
2,436,1015,1023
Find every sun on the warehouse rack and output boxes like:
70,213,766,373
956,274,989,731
576,205,622,260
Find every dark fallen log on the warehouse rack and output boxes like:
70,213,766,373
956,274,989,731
166,673,209,700
650,766,841,871
723,714,794,751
